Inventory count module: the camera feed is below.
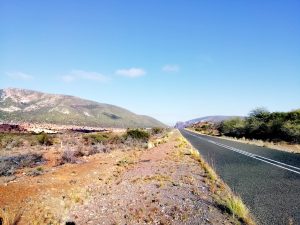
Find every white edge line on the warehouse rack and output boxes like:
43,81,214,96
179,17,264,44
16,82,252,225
183,130,300,175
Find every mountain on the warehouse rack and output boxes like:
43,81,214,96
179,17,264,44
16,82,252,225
0,88,166,128
175,115,241,128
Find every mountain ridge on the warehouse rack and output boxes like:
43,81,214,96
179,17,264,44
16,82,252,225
175,115,242,128
0,88,166,128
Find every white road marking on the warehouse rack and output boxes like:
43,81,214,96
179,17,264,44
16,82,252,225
183,130,300,175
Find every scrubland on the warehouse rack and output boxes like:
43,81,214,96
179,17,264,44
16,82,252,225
0,128,254,225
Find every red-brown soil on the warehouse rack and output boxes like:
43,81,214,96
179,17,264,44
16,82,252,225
0,131,237,225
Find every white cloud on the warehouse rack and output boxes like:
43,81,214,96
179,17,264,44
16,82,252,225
6,71,34,80
61,70,108,82
115,67,146,78
162,64,180,73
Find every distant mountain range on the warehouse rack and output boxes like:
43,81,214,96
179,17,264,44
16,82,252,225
0,88,166,128
175,115,242,128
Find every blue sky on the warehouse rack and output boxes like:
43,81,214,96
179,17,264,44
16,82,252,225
1,1,300,125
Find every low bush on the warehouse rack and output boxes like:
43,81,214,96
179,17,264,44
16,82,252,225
0,153,44,176
151,127,164,135
108,134,126,145
26,166,44,177
126,129,150,141
59,148,83,164
0,161,15,176
0,134,24,149
36,132,53,146
86,143,109,155
83,133,110,145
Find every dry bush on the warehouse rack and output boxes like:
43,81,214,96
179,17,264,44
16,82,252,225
0,134,24,150
26,166,44,177
59,148,81,164
86,143,109,155
0,153,44,176
124,136,142,147
151,127,164,135
0,161,15,177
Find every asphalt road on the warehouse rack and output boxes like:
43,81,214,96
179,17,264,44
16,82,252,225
180,129,300,225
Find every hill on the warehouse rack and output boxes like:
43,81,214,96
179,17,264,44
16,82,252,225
0,88,166,128
175,115,241,128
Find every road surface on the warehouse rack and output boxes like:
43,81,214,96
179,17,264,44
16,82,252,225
180,129,300,225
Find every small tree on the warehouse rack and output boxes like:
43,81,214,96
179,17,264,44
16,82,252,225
36,132,53,146
126,129,150,141
281,122,300,143
219,118,246,138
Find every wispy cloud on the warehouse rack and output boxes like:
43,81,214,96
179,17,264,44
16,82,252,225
162,64,180,73
61,70,109,83
115,67,146,78
6,71,34,80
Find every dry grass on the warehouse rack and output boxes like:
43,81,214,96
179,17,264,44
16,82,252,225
0,207,22,225
25,187,90,225
132,174,172,188
219,136,300,154
184,147,218,182
177,134,255,225
116,157,135,167
221,194,252,224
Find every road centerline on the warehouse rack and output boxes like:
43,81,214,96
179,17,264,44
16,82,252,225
183,130,300,175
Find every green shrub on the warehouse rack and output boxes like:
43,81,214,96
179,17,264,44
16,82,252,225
151,127,164,135
219,117,246,138
217,108,300,143
83,133,110,145
281,121,300,143
36,132,53,146
126,129,150,141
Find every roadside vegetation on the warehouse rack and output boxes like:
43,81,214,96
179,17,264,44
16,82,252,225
0,128,167,178
0,132,55,150
218,108,300,143
0,128,252,224
191,122,219,136
0,153,44,176
176,136,255,225
188,108,300,148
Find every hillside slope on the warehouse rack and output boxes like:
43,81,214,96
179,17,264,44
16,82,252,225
0,88,165,128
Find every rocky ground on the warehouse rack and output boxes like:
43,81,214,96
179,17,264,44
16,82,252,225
0,130,244,225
